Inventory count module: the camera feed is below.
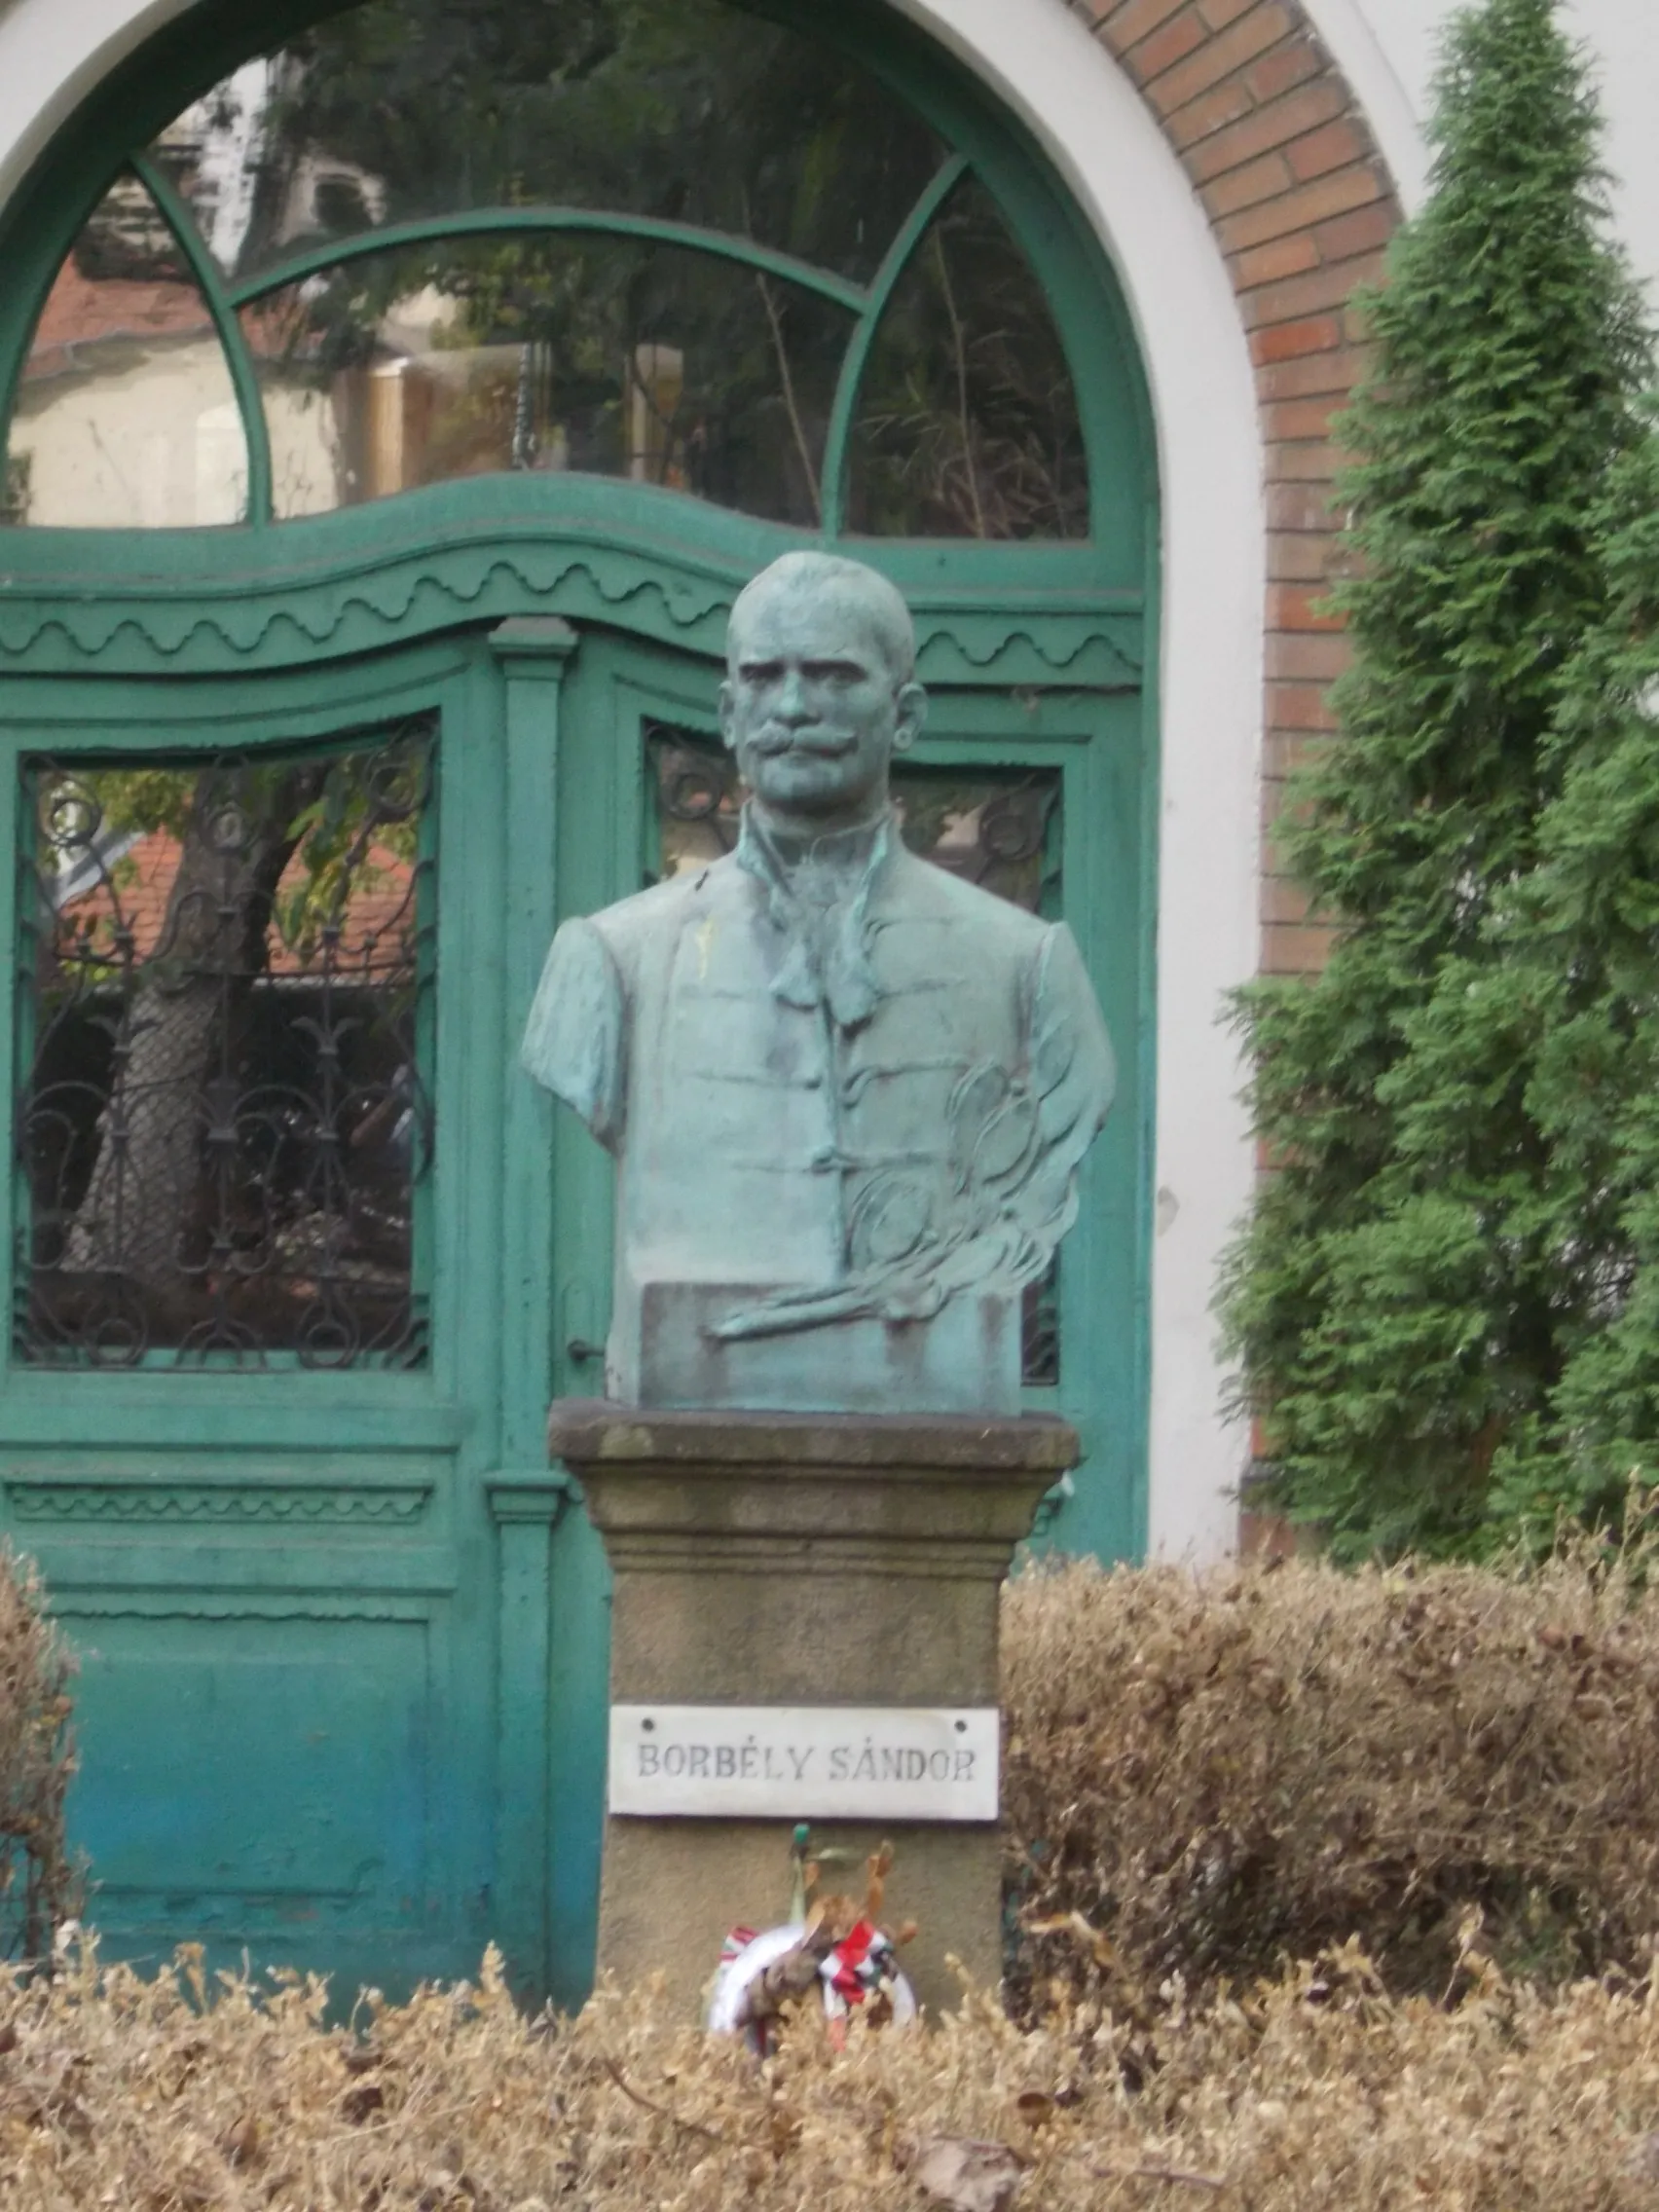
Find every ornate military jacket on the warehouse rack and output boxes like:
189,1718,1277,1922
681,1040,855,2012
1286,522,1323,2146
522,808,1113,1388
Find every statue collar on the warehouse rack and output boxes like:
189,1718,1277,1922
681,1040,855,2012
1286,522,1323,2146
735,803,895,1031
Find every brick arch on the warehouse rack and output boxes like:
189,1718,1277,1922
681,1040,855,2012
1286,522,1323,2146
1074,0,1401,977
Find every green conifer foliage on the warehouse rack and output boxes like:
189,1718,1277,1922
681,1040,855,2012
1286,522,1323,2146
1481,430,1659,1537
1220,0,1651,1558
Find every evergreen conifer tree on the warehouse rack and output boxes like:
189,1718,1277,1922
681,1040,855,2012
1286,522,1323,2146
1221,0,1651,1557
1474,431,1659,1538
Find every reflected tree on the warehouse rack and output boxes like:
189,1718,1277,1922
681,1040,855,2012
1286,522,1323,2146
23,735,434,1361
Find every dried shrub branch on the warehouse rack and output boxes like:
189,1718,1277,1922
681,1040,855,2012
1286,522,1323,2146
1003,1549,1659,2013
0,1547,76,1963
4,1936,1659,2208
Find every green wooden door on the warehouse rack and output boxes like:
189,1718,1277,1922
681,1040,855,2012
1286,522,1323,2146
0,629,601,2000
0,0,1159,2004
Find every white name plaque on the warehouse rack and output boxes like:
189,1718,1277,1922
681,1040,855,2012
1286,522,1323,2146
608,1704,1000,1822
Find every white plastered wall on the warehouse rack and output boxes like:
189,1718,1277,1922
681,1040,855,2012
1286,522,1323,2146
0,0,1267,1562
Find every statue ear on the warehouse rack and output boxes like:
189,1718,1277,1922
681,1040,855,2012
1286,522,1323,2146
892,681,927,755
718,680,737,752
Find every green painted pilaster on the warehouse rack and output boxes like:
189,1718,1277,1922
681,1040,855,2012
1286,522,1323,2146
485,1476,570,1997
485,615,579,2001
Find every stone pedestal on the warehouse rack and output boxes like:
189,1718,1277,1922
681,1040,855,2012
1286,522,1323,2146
547,1400,1077,2022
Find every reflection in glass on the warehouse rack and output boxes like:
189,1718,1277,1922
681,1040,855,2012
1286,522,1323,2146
646,723,1064,1382
245,237,852,523
16,723,437,1367
652,726,1059,910
4,178,246,528
149,0,944,289
846,176,1088,539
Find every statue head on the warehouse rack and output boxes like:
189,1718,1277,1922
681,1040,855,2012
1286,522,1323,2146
719,551,928,833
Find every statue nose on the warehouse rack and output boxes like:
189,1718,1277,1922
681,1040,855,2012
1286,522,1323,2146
776,670,813,724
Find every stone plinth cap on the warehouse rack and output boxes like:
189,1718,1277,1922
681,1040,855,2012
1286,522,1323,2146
546,1397,1080,1475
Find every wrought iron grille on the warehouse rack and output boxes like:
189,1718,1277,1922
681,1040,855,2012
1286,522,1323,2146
15,720,437,1367
647,722,1064,1384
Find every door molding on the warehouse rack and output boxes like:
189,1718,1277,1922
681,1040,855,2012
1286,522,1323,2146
0,479,1143,685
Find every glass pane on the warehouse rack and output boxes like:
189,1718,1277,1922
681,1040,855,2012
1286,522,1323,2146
16,721,437,1368
246,237,850,524
845,176,1088,540
149,0,945,290
4,177,246,528
645,723,1063,1383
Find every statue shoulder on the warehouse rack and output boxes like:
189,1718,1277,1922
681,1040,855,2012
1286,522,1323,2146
582,857,736,972
886,842,1052,951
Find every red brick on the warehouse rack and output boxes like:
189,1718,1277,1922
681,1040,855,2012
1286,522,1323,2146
1095,0,1190,48
1267,530,1337,581
1266,437,1342,481
1269,680,1340,730
1200,150,1296,216
1268,581,1344,631
1188,78,1346,183
1166,76,1257,152
1263,393,1344,441
1313,200,1398,262
1267,629,1349,680
1248,312,1343,364
1232,231,1320,289
1261,872,1313,923
1243,37,1321,103
1125,4,1206,83
1262,921,1340,974
1147,3,1295,115
1267,482,1341,532
1287,117,1371,182
1262,729,1327,780
1198,0,1262,26
1216,164,1384,253
1239,249,1385,328
1257,345,1369,401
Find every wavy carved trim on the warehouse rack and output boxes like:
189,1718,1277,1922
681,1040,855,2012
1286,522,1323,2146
7,1481,431,1523
0,542,1140,682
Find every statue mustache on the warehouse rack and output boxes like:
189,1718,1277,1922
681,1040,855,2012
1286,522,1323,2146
750,726,859,756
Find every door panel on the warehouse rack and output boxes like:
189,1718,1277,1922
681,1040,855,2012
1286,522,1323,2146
0,639,508,1991
0,612,1148,2007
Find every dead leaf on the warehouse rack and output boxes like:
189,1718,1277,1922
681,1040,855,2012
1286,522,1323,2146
219,2112,263,2168
341,2081,386,2123
906,2133,1025,2212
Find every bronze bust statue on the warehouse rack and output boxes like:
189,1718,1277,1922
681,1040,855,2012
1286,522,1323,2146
523,550,1113,1412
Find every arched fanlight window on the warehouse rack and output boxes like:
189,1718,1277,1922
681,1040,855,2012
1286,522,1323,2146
3,0,1092,537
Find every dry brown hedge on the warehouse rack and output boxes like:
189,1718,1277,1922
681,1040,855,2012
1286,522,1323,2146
8,1936,1659,2207
1003,1551,1659,2010
0,1547,76,1963
12,1550,1659,2205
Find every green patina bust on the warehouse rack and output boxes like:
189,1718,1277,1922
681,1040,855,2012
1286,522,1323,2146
523,550,1113,1412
